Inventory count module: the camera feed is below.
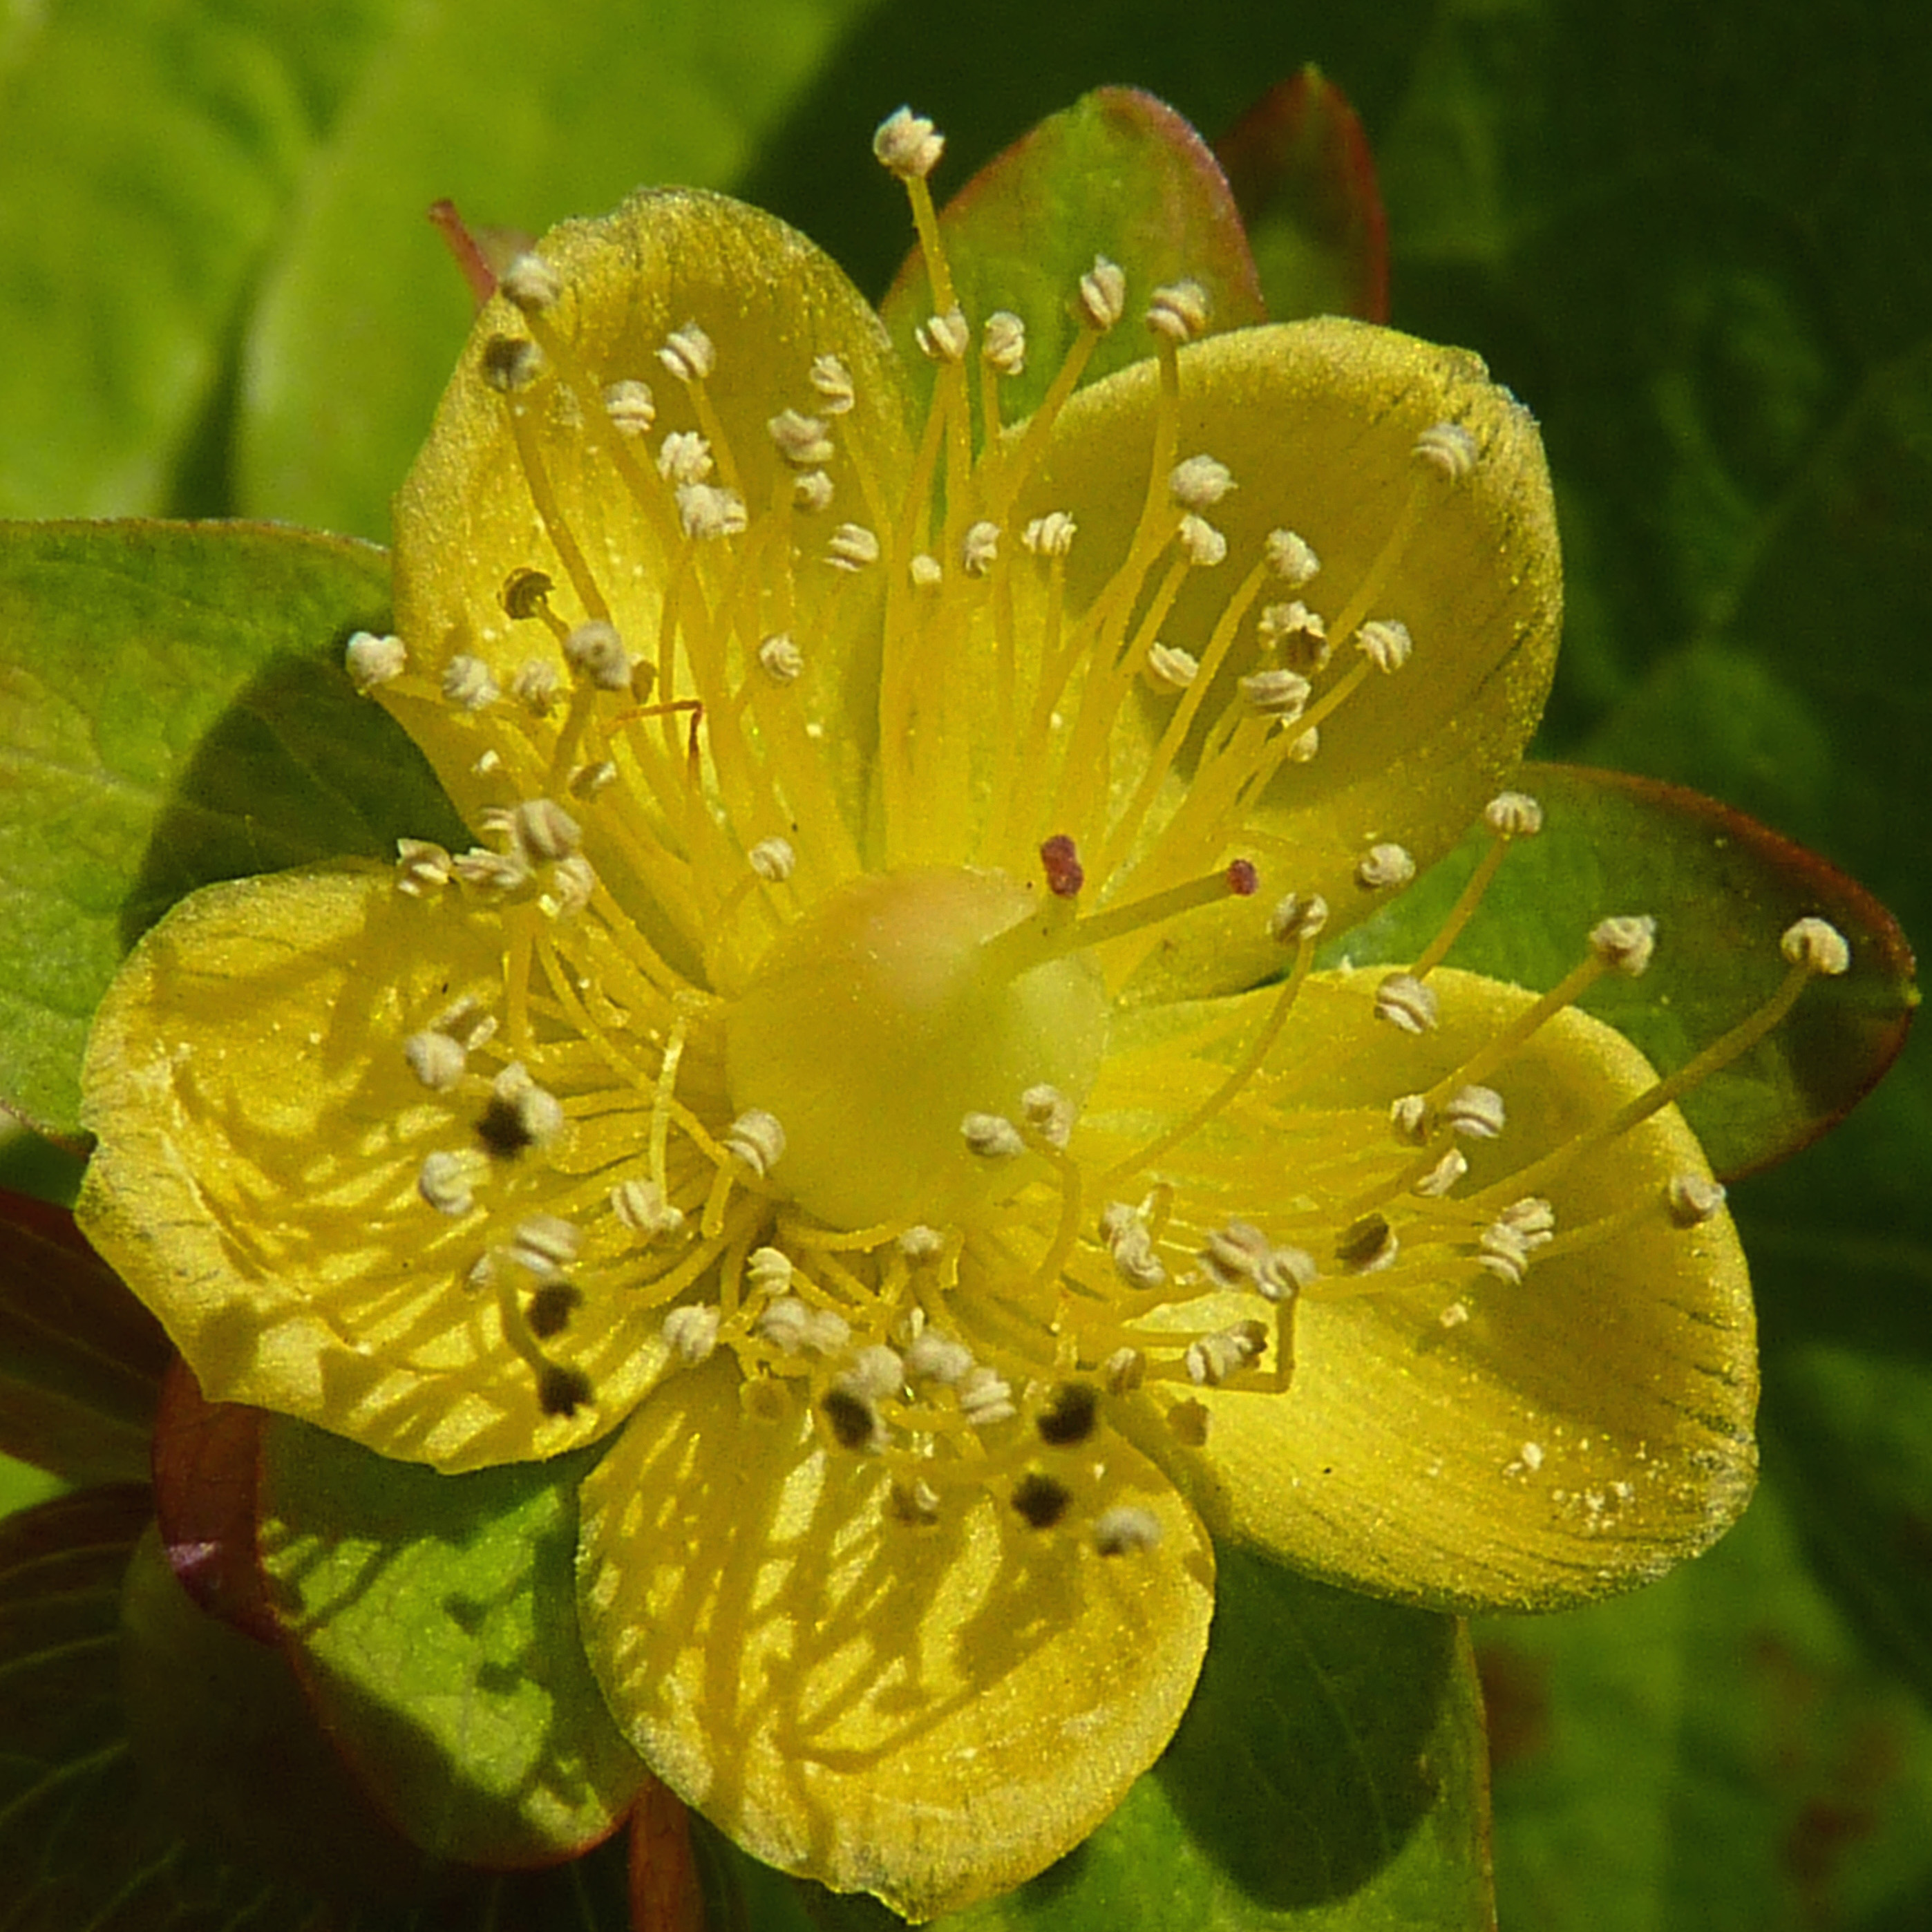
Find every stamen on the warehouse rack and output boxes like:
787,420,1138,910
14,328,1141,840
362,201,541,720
564,620,631,691
1185,1320,1267,1385
1093,1506,1163,1555
1374,972,1439,1034
658,322,717,386
748,837,796,882
395,840,452,897
1144,643,1199,692
1077,256,1128,332
982,311,1027,375
1023,513,1077,557
1145,280,1211,345
1405,790,1544,981
480,1062,565,1155
961,1113,1025,1161
1356,844,1417,892
345,631,406,692
1667,1173,1728,1227
768,410,834,466
1354,619,1413,673
961,520,1001,576
611,1179,685,1244
663,1305,721,1364
1413,422,1480,482
756,632,804,684
827,524,880,571
916,308,970,364
1169,455,1236,509
1265,528,1321,587
500,252,562,314
442,655,500,712
404,1030,467,1092
1442,1085,1506,1139
418,1150,481,1216
724,1108,786,1177
873,106,945,180
603,379,656,435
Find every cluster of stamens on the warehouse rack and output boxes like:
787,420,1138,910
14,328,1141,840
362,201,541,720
352,107,1853,1549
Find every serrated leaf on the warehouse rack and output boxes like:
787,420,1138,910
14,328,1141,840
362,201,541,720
756,1549,1490,1931
1326,762,1916,1180
880,86,1267,433
1477,1475,1932,1932
1215,66,1391,323
0,518,463,1142
257,1417,647,1869
0,1186,169,1484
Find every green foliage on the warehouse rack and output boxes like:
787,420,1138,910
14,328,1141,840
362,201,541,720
1,1,1928,1927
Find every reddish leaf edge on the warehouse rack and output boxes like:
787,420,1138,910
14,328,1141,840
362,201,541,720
1529,760,1919,1177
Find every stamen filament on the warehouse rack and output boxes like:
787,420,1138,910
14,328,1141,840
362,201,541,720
1410,837,1511,981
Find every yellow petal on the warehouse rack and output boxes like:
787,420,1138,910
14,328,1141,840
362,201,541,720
1097,967,1754,1611
78,866,679,1470
386,189,917,982
1012,319,1560,1001
577,1355,1214,1922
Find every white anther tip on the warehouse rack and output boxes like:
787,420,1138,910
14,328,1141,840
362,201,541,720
1781,917,1850,975
1078,256,1128,332
1355,844,1417,892
1168,454,1235,510
960,1112,1025,1160
1414,422,1479,481
500,252,562,314
1484,791,1544,838
873,106,945,179
345,630,406,692
1589,913,1657,976
1667,1173,1728,1227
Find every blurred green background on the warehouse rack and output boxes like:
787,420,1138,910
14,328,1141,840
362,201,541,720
3,1,1929,1926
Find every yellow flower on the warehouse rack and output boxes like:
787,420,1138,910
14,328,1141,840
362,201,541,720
75,107,1819,1922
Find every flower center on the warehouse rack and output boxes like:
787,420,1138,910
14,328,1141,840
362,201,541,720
723,867,1109,1229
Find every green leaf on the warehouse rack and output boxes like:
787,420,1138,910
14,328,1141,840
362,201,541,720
763,1549,1490,1931
0,1484,639,1928
1215,66,1390,323
257,1417,647,1868
1477,1474,1932,1932
0,1187,169,1485
0,0,403,520
233,0,882,538
0,518,463,1143
879,86,1267,432
1325,761,1917,1181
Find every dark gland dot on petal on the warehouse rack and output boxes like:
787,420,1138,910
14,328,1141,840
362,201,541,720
821,1388,876,1450
1036,1382,1099,1446
1012,1472,1073,1529
477,1096,536,1159
538,1365,594,1418
527,1283,582,1339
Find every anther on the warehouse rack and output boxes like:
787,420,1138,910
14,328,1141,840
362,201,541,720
480,1063,565,1155
658,323,716,385
603,379,656,435
1269,892,1329,944
1356,844,1417,892
500,252,562,313
1590,914,1657,976
1166,1399,1211,1446
810,354,855,413
768,409,834,466
1781,917,1851,976
959,1365,1016,1426
1093,1505,1164,1555
404,1030,467,1092
873,106,945,180
1413,1147,1468,1196
1186,1320,1268,1385
756,633,804,685
898,1224,946,1264
981,311,1027,375
662,1305,720,1364
1287,727,1320,763
1021,1083,1073,1148
1667,1173,1727,1227
1336,1214,1399,1273
745,1247,793,1297
1199,1220,1273,1287
724,1109,786,1177
794,470,835,512
442,654,499,712
509,1213,581,1276
1144,643,1199,692
906,1329,973,1384
1077,256,1127,332
1012,1472,1072,1529
1484,792,1544,838
453,846,529,894
1443,1085,1506,1139
1177,515,1228,567
1101,1206,1166,1291
909,552,943,587
1240,668,1311,719
676,482,748,540
1036,1382,1099,1446
481,336,544,391
1040,833,1085,898
844,1345,906,1403
961,1112,1025,1160
610,1178,685,1243
570,759,618,800
345,630,406,692
748,837,795,882
1414,422,1479,482
1023,512,1077,558
1265,529,1322,587
542,855,596,920
565,619,629,690
395,839,453,897
1146,279,1211,344
1375,972,1439,1034
827,524,880,571
916,308,969,364
961,520,1001,577
538,1365,593,1418
1257,600,1330,671
417,1150,480,1216
502,569,553,621
658,430,712,484
513,797,582,862
1390,1094,1434,1144
889,1479,942,1526
1355,619,1413,672
1103,1347,1146,1394
1169,455,1235,509
512,659,561,714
